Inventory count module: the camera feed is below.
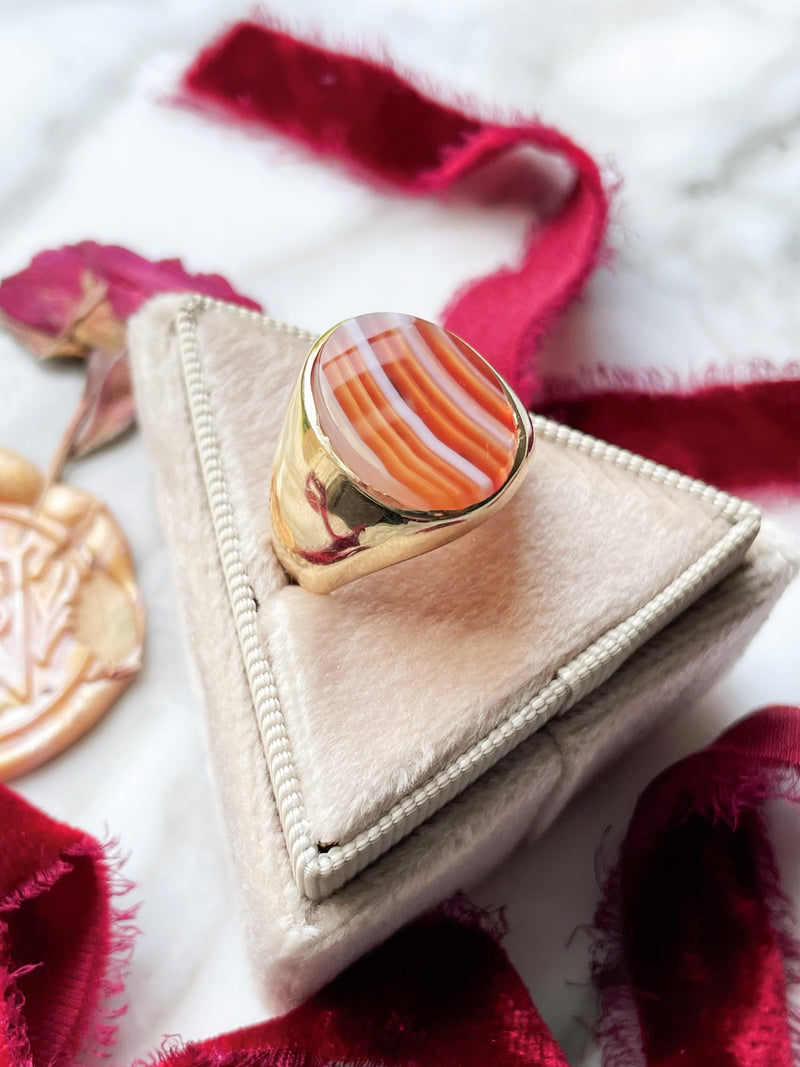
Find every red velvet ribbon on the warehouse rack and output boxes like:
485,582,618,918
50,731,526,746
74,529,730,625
179,20,799,495
3,707,800,1065
179,21,606,414
0,787,135,1065
540,383,800,498
594,706,800,1067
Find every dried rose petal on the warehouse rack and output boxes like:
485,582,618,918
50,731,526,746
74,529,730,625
0,241,260,358
0,250,96,357
71,349,136,457
0,242,261,456
74,243,261,320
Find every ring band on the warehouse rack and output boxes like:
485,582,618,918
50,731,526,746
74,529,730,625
269,312,534,593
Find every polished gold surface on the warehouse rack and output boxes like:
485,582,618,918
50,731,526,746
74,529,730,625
0,447,144,778
270,315,534,594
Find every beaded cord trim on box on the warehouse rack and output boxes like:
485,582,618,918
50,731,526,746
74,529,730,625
175,296,761,901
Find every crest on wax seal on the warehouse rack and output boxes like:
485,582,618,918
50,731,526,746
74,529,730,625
0,447,144,779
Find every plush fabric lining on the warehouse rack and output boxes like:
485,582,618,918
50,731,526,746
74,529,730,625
192,300,744,849
129,295,797,1008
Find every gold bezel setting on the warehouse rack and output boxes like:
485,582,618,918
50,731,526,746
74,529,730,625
269,315,534,593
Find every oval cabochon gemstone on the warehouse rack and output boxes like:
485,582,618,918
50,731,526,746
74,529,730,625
310,312,519,512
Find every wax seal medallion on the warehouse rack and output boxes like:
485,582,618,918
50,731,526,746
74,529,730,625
0,447,144,779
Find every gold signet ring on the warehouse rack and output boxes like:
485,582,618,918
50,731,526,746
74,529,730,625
269,312,534,593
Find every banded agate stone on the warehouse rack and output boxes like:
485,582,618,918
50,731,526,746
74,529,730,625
310,312,519,512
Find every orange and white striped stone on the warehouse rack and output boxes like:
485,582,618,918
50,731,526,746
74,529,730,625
310,313,519,512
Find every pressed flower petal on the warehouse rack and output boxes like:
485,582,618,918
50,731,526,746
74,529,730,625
70,349,136,458
0,241,261,453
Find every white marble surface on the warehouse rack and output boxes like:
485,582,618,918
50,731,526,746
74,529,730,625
2,2,799,1063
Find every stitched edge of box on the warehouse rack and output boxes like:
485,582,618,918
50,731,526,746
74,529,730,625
175,295,761,901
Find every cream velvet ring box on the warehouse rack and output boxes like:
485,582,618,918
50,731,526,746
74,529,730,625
130,295,797,1011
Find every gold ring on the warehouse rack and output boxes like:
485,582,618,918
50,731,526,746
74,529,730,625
269,312,534,593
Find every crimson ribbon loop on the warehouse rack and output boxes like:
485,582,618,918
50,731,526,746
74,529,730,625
180,20,800,495
179,20,609,413
180,20,799,494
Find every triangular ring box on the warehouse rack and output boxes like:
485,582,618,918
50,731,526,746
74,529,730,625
130,295,797,1010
